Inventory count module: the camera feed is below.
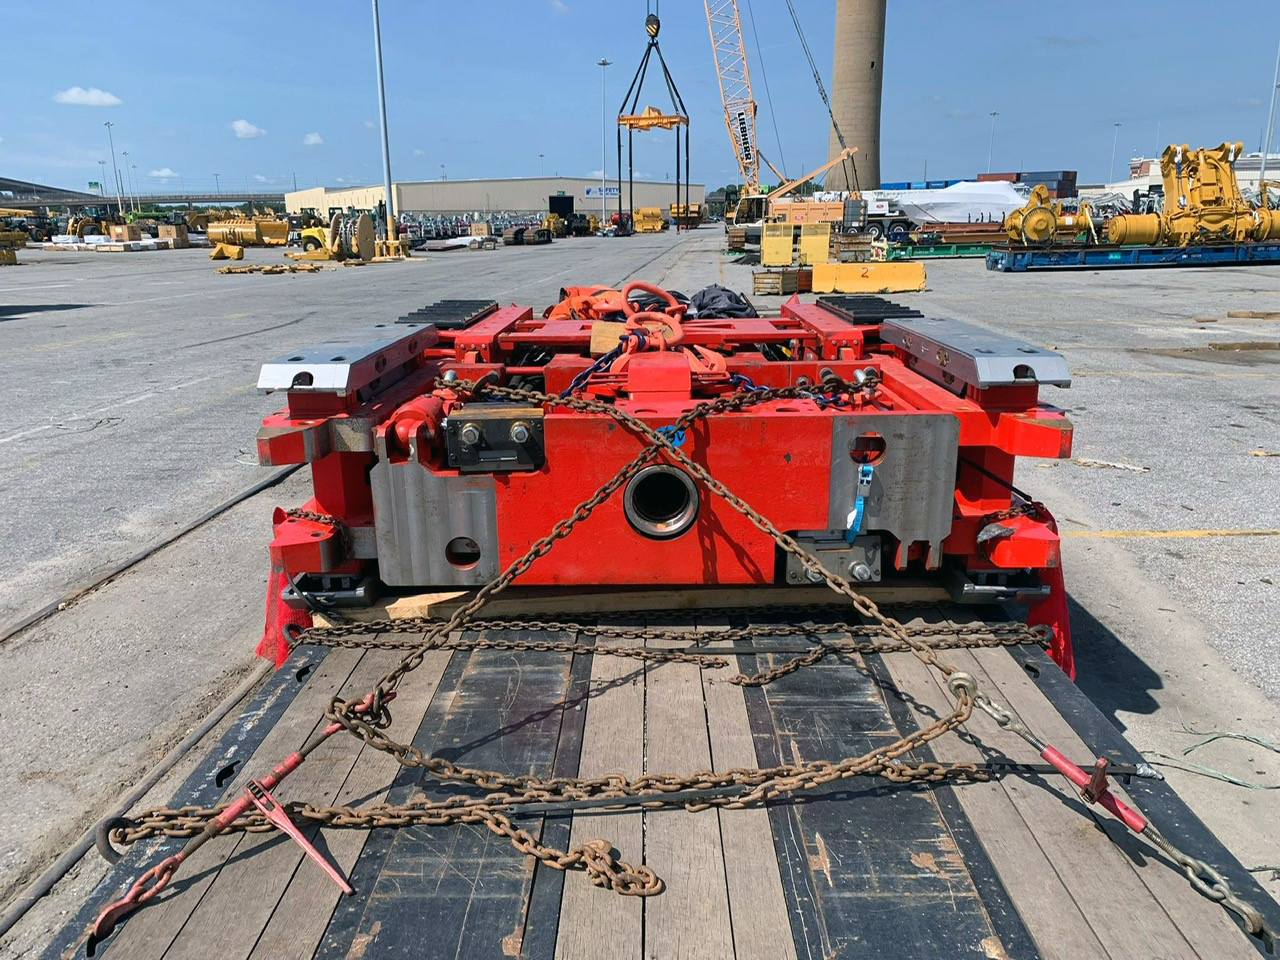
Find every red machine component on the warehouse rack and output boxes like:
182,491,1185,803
256,290,1076,671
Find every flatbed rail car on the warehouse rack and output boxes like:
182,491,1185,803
986,240,1280,272
47,607,1280,960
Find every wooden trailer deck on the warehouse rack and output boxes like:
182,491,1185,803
50,607,1277,960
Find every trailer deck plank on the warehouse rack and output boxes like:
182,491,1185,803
553,627,644,960
61,608,1274,960
701,621,799,960
641,618,735,960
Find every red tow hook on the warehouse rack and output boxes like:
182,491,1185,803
1040,746,1148,833
88,691,394,952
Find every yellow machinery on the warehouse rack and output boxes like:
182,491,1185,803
633,207,666,233
761,222,793,266
1,208,36,263
542,214,567,238
812,261,926,294
798,222,831,266
207,217,290,248
1005,185,1096,246
670,202,703,227
291,213,376,262
1106,142,1280,246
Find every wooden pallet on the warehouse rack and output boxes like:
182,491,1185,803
51,608,1275,960
752,268,812,296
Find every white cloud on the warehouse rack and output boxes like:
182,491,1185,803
230,119,267,139
53,86,122,107
253,174,269,182
335,177,347,183
302,132,324,146
149,167,180,179
550,0,568,13
413,148,425,157
363,120,375,129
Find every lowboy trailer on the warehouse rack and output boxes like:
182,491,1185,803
59,288,1278,959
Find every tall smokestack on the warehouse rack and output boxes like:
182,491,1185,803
826,0,886,190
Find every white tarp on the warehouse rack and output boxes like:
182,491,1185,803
889,181,1025,224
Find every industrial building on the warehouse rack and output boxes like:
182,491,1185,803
285,176,705,217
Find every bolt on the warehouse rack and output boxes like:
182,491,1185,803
441,370,458,383
805,568,824,583
459,423,482,446
509,421,531,444
850,562,874,582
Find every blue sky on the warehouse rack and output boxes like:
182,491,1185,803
4,0,1279,194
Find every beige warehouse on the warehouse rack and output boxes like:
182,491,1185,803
285,177,705,217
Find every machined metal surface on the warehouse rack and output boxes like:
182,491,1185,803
258,323,438,397
785,533,882,584
881,316,1070,393
828,414,959,568
623,464,701,539
443,403,545,473
370,436,499,586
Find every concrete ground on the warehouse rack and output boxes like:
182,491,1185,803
1,233,1277,956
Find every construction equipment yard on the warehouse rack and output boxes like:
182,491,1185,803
2,232,1279,957
8,2,1280,958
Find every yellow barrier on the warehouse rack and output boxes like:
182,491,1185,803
811,261,925,294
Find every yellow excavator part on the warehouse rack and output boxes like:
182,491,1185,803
288,213,376,262
209,242,245,261
1005,185,1095,246
633,208,666,233
1105,142,1280,246
207,217,289,248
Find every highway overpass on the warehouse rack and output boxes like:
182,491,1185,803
1,176,284,210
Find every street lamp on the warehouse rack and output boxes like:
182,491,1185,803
104,121,124,216
440,164,447,181
597,58,612,225
1261,34,1280,184
539,153,545,177
371,0,396,237
122,151,137,213
97,160,107,198
1110,121,1122,184
213,172,221,197
987,111,999,174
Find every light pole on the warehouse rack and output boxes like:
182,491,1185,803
104,122,124,216
131,164,140,212
1110,121,1122,184
597,58,612,224
539,153,545,177
122,151,137,213
440,164,447,181
371,0,396,237
1261,34,1280,184
97,160,107,198
987,111,999,173
213,173,221,197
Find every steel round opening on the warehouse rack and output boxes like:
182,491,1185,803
624,465,699,539
445,536,482,568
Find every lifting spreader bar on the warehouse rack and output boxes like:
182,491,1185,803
87,691,393,953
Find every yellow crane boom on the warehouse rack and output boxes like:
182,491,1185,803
704,0,760,194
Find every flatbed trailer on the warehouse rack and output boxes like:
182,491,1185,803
49,604,1279,960
986,241,1280,272
886,242,993,260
